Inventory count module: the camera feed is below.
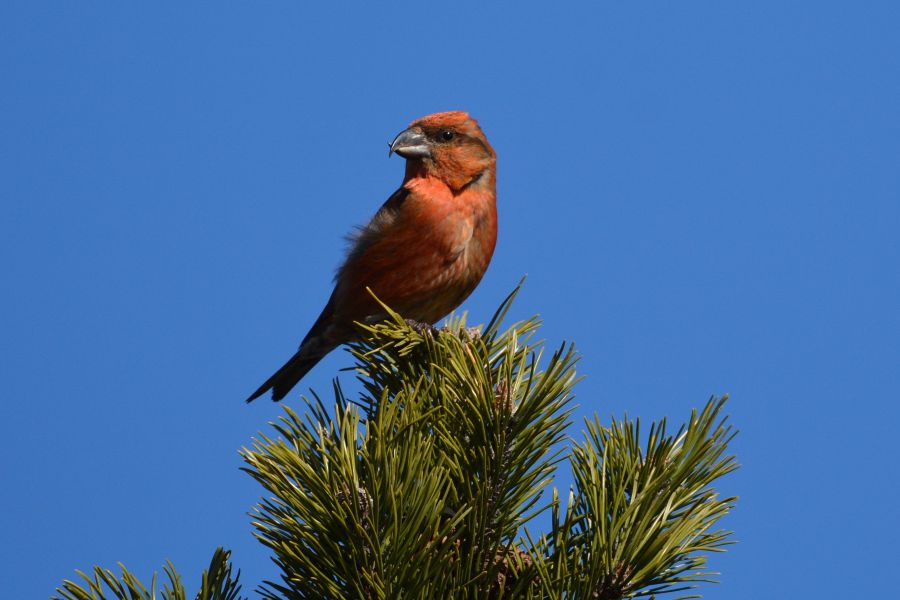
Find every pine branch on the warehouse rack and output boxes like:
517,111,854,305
528,396,739,599
52,548,244,600
242,390,464,599
243,284,579,598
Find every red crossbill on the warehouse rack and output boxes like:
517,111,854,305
247,111,497,402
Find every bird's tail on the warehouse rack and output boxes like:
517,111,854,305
245,349,324,403
247,292,340,403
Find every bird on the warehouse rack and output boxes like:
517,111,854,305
247,111,497,402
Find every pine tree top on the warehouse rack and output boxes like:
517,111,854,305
55,286,738,600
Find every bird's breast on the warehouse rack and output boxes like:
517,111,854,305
336,176,497,325
407,185,497,321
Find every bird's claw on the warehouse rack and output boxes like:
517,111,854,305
405,319,439,337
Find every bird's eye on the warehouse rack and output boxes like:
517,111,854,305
440,130,454,141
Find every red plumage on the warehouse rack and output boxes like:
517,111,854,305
247,111,497,402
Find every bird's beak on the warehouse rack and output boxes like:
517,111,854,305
389,127,431,159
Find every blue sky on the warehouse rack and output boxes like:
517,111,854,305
2,2,898,598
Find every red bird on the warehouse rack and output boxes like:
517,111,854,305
247,111,497,402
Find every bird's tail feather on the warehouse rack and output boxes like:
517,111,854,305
246,350,323,403
247,292,339,403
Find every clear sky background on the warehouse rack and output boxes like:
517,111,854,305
2,2,898,598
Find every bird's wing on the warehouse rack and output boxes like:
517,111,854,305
342,186,411,271
333,180,478,324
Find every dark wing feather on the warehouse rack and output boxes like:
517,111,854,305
247,188,411,403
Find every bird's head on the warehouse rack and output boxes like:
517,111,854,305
389,111,495,192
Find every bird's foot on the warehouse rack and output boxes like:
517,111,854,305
405,319,439,337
